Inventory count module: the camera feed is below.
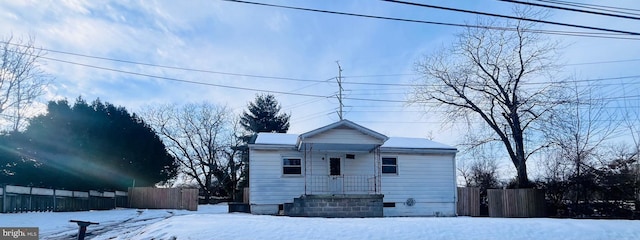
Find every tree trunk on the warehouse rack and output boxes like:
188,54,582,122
516,163,529,188
204,174,212,204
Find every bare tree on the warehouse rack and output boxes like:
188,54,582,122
0,35,52,131
142,102,242,203
619,82,640,207
412,9,565,187
543,83,617,204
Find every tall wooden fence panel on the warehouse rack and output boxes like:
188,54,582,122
488,189,546,218
128,187,198,211
243,188,250,204
457,187,480,216
1,185,124,213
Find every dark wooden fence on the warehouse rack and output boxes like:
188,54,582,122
128,187,198,211
1,185,127,213
243,188,250,204
457,187,480,216
488,188,546,217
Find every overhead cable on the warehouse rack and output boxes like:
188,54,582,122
221,0,640,40
382,0,640,35
499,0,640,20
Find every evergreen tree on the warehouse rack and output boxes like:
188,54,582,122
4,97,179,190
240,94,290,136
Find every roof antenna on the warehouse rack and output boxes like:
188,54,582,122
336,61,344,120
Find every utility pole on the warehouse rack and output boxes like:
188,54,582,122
336,61,344,120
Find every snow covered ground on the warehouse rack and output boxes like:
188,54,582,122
2,204,640,240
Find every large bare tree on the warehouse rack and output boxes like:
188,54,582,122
142,102,243,202
0,35,52,131
412,10,565,187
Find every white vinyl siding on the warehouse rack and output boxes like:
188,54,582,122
381,153,457,217
303,128,383,145
249,149,305,205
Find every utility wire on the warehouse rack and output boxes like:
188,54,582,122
535,0,640,15
382,0,640,35
0,41,330,84
5,40,640,96
499,0,640,20
29,47,640,90
221,0,640,40
36,49,640,91
41,56,640,103
11,38,640,79
39,56,332,99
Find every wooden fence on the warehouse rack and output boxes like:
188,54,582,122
488,188,546,217
243,188,250,204
1,185,127,213
128,187,198,211
457,187,480,216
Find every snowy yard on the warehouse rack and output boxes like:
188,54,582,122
2,204,640,240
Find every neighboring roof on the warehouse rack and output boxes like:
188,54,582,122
254,133,298,145
298,119,388,142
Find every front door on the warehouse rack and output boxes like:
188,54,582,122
329,157,343,193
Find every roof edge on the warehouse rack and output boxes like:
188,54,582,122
298,119,388,142
380,147,458,154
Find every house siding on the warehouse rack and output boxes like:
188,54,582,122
380,153,457,217
249,149,305,211
302,128,382,145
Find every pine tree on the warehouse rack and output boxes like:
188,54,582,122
10,97,179,190
240,94,290,136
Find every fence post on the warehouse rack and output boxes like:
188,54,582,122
29,186,32,212
1,184,5,213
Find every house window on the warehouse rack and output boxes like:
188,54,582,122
383,202,396,208
382,157,397,174
283,158,302,175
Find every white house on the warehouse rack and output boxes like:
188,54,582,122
248,119,457,217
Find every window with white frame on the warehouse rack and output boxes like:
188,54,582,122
382,157,398,174
283,158,302,175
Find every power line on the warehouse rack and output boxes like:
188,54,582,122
5,40,640,88
567,58,640,66
5,41,640,105
36,49,640,92
39,50,640,94
535,0,640,15
383,0,640,35
498,0,640,20
0,41,331,84
221,0,640,40
39,56,333,99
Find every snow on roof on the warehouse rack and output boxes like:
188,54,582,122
381,137,456,150
253,133,456,150
254,133,299,145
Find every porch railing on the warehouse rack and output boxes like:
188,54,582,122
307,175,377,194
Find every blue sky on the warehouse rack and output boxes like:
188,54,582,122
2,0,640,178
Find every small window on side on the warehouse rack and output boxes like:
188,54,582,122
283,158,302,175
383,202,396,208
382,157,397,174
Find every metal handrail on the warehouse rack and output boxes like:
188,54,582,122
307,175,377,194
